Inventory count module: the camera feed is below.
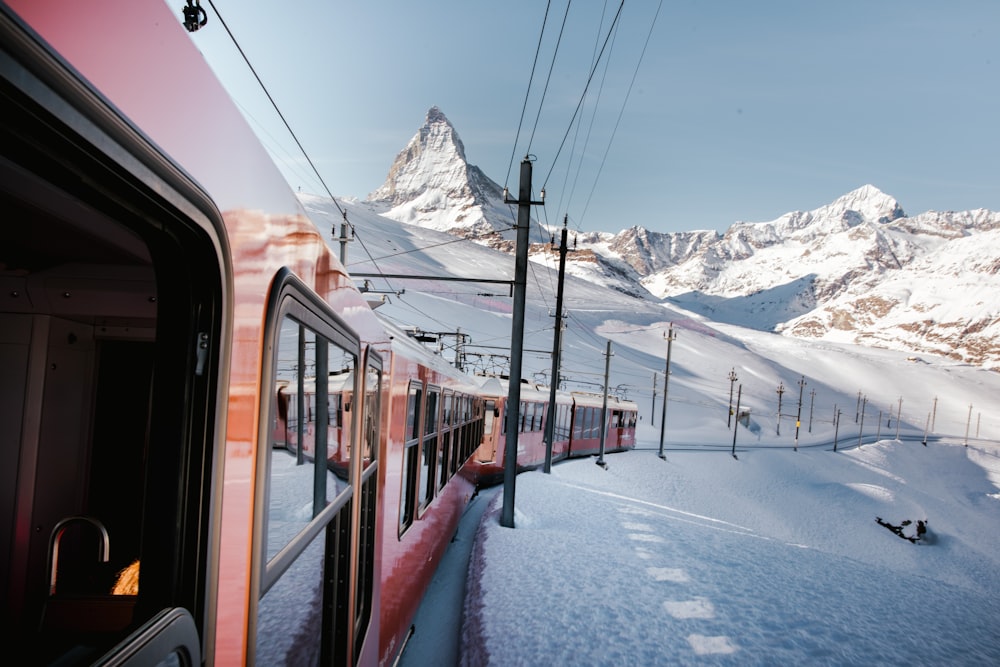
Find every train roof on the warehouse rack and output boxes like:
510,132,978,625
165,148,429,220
378,314,483,394
474,376,636,410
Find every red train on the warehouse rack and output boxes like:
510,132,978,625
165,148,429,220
0,2,635,665
472,378,638,486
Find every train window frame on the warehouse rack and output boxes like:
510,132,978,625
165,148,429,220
399,380,423,536
254,269,361,664
438,390,453,491
417,385,441,513
0,18,229,663
353,346,381,662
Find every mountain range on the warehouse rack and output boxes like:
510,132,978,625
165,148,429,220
355,107,1000,370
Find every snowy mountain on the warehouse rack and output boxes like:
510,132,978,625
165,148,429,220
365,107,514,239
355,108,999,369
635,187,1000,370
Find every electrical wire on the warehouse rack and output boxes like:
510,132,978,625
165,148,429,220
578,0,664,224
506,0,554,189
541,0,625,191
205,1,345,218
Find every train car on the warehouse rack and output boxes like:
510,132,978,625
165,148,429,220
565,391,639,457
471,378,638,486
372,320,484,664
0,2,480,665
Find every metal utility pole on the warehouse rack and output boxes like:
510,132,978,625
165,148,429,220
731,384,742,459
931,396,938,432
727,368,738,428
794,376,806,451
856,391,862,423
543,215,568,474
657,324,676,460
500,157,543,529
651,373,657,427
596,340,613,468
858,395,868,448
808,389,816,433
776,382,786,436
895,397,902,440
965,404,973,447
833,409,842,452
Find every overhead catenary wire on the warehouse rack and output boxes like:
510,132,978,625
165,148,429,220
506,0,555,188
541,0,625,191
577,0,663,223
205,1,344,219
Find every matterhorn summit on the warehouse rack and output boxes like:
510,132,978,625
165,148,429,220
365,107,512,237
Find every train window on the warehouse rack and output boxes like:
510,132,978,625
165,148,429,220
354,351,381,661
418,387,440,510
483,400,496,435
362,362,381,469
406,384,422,441
258,292,359,665
438,391,453,490
266,318,354,562
400,382,422,533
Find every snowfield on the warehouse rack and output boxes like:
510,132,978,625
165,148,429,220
461,434,1000,665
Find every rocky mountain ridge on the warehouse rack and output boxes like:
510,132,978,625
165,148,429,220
359,108,1000,369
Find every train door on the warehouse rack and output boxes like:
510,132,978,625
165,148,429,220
255,272,361,665
2,10,223,664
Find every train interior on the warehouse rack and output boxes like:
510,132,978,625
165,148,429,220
1,41,216,661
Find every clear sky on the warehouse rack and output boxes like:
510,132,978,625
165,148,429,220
184,1,998,234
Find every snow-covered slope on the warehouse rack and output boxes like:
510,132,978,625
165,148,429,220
636,186,1000,369
346,107,1000,369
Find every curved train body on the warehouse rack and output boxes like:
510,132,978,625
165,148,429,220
0,2,634,664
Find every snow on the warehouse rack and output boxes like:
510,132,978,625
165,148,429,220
453,437,1000,666
298,193,1000,666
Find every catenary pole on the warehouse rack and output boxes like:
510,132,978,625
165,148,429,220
657,324,676,460
731,384,742,459
727,368,738,428
543,216,568,473
651,373,657,427
794,376,805,451
776,382,785,436
500,157,543,528
596,340,612,468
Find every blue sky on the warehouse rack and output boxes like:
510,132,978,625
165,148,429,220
185,1,998,234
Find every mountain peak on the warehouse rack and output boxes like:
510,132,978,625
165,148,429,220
820,185,906,225
365,108,510,236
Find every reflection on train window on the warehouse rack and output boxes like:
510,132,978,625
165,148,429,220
267,316,355,560
419,387,440,510
354,354,381,659
256,533,325,664
362,363,380,468
400,382,422,533
259,307,358,664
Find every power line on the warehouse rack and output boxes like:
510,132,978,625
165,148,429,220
205,1,345,218
506,0,554,188
577,0,663,225
541,0,625,190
